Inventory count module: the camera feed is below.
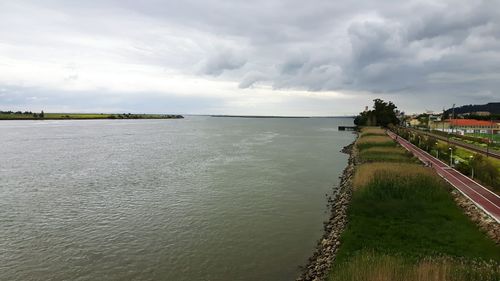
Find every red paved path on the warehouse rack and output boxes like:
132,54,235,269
387,131,500,223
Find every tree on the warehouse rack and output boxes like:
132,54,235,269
423,136,437,152
354,99,399,127
40,110,44,118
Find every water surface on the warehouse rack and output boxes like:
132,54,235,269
0,116,355,281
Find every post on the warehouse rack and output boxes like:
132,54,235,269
449,147,453,167
469,156,474,179
451,103,455,134
487,118,493,158
436,142,439,159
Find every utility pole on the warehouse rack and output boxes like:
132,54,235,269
487,117,493,158
451,103,455,134
469,156,474,179
449,147,453,167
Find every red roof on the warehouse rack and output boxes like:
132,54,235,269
447,119,495,126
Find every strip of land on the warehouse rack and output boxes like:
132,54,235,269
325,127,500,281
0,112,183,120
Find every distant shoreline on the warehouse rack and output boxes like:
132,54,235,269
210,115,355,118
0,112,184,120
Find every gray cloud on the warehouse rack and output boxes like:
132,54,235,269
199,48,247,76
0,0,499,114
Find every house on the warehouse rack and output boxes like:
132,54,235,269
429,119,500,134
409,118,421,127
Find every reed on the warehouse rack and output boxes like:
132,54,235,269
328,127,500,281
330,251,500,281
360,127,387,137
353,163,432,189
335,169,499,265
356,135,396,149
359,147,415,162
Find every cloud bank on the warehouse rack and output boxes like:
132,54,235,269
0,0,499,115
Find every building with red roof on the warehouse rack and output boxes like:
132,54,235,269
429,118,500,135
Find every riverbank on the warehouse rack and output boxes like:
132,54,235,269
296,139,358,281
299,127,500,281
0,112,183,120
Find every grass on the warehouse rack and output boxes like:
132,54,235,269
434,140,500,191
352,163,433,189
356,135,396,150
464,133,500,143
435,140,500,168
336,170,499,262
357,128,412,162
360,127,387,137
330,251,500,281
359,147,415,163
328,129,500,281
0,112,182,120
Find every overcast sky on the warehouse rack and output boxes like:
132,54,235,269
1,0,499,115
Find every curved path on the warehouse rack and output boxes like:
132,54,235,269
406,128,500,160
387,131,500,223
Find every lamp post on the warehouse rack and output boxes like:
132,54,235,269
449,147,453,167
469,155,474,179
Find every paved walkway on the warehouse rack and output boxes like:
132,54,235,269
387,131,500,223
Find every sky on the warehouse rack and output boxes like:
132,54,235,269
1,0,499,116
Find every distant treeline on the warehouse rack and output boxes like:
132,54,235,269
444,102,500,116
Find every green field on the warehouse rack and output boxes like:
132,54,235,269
0,112,183,120
328,127,500,281
464,132,500,142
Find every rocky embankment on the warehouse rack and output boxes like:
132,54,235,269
450,189,500,244
296,141,358,281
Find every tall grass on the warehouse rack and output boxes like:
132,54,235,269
353,163,432,188
360,147,408,154
336,171,500,262
330,251,500,281
328,129,500,281
357,135,396,150
359,147,415,163
360,127,387,137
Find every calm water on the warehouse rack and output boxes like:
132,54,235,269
0,116,354,281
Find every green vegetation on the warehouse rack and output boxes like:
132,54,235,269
336,171,499,261
328,127,500,281
356,135,397,150
354,99,400,127
0,110,183,120
330,251,500,281
394,127,500,191
464,132,500,143
429,129,499,152
359,146,415,163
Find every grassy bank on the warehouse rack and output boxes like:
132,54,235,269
328,127,500,281
0,112,183,120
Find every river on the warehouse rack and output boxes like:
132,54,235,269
0,116,355,281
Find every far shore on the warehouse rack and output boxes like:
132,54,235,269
0,112,184,120
210,115,355,118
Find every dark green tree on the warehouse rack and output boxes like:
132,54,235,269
354,99,399,127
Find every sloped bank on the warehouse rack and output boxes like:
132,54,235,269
296,141,358,281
